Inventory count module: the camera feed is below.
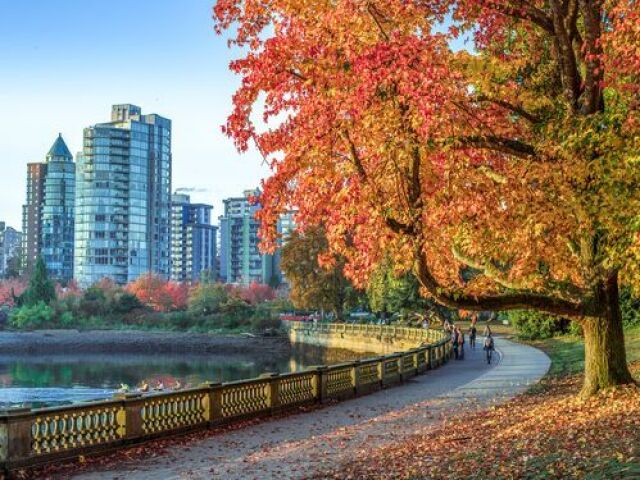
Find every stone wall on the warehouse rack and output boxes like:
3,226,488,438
288,322,442,354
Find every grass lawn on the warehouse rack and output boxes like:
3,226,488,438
533,325,640,376
451,319,516,336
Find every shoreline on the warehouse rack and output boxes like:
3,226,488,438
0,329,292,357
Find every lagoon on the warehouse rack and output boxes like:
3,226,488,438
0,330,370,407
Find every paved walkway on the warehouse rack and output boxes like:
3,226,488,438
70,338,550,480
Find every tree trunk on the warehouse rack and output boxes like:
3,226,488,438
581,275,635,397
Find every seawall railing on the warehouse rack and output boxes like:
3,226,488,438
0,323,451,472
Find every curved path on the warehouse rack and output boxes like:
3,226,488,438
70,338,550,480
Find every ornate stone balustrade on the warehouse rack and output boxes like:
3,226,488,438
0,323,451,472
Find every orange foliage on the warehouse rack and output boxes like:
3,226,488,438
214,0,640,316
321,366,640,479
125,274,189,312
0,279,27,307
227,282,276,305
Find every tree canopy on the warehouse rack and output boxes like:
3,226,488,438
215,0,640,395
280,226,359,318
367,258,427,316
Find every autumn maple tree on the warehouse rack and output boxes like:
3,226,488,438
126,274,189,312
214,0,640,396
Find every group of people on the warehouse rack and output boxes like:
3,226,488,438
443,315,495,364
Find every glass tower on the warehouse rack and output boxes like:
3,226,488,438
219,189,275,285
74,105,171,286
21,135,75,280
170,193,217,282
41,135,75,280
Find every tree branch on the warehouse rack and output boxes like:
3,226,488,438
475,95,541,124
453,244,590,301
415,244,595,318
286,68,308,82
366,3,389,41
454,135,537,158
580,0,604,114
550,0,582,109
490,1,555,33
340,130,416,236
452,244,532,290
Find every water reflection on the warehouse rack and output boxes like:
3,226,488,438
0,345,372,407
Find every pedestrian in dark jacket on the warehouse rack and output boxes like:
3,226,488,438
451,327,459,360
483,334,495,364
469,325,477,349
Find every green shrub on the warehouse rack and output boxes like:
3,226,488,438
220,297,252,319
620,287,640,327
165,311,194,330
9,302,55,330
250,306,281,332
221,314,240,330
78,287,108,317
188,284,229,315
58,311,76,328
510,310,571,340
112,293,144,314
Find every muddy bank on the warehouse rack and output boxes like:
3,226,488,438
0,330,292,359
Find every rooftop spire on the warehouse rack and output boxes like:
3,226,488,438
46,134,73,161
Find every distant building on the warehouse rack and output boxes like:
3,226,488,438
75,104,172,286
21,163,46,275
21,135,75,280
219,189,275,285
170,193,217,282
0,223,22,278
272,211,296,287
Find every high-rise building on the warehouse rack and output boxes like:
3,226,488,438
22,163,46,275
74,104,172,286
0,223,22,278
41,135,76,280
21,135,75,280
170,193,217,282
219,189,275,285
272,211,296,287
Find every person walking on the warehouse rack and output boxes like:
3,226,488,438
483,333,495,364
469,324,477,349
483,324,492,338
457,327,465,360
451,326,459,360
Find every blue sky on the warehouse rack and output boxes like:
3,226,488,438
0,0,268,228
0,2,469,230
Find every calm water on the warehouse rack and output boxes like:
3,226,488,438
0,346,369,407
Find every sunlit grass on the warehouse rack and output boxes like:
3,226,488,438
532,325,640,377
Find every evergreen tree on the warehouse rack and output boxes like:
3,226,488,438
21,257,56,306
